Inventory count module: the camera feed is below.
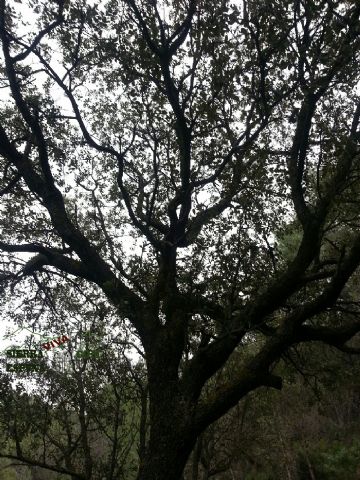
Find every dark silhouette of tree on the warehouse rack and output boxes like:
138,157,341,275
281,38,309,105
1,0,360,479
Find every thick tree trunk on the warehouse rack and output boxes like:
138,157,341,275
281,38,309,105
136,438,193,480
136,388,197,480
136,367,197,480
136,311,198,480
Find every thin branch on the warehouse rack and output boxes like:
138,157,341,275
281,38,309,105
0,453,85,480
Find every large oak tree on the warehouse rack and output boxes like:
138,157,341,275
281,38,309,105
1,0,360,479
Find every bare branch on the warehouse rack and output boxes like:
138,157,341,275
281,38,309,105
0,453,85,480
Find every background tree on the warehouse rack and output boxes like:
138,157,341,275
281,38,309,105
1,0,360,479
181,344,360,480
0,298,145,480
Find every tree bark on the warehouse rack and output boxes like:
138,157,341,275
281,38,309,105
191,435,203,480
136,440,194,480
136,396,196,480
136,345,196,480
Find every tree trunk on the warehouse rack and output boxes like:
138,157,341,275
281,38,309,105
136,394,197,480
304,452,316,480
136,404,196,480
136,441,193,480
191,435,203,480
136,369,196,480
